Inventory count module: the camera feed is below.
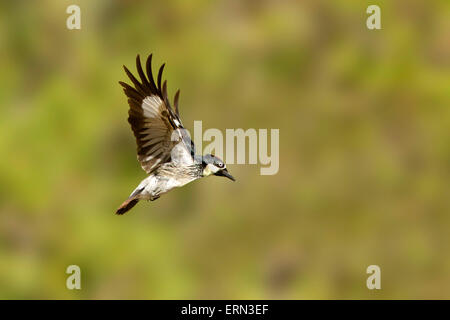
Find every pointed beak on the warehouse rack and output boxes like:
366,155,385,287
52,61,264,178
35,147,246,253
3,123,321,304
215,168,235,181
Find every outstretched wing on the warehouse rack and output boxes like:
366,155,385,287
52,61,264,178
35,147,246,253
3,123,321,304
119,54,195,174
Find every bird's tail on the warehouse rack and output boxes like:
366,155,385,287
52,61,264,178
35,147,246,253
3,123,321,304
116,198,139,215
115,187,144,215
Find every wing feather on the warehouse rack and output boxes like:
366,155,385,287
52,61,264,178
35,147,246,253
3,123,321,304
120,54,194,173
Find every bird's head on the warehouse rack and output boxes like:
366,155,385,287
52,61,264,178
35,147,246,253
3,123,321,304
202,154,235,181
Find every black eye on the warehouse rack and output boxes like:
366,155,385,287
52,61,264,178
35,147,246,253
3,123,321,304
216,162,224,168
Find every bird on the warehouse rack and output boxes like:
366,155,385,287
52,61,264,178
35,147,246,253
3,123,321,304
116,54,235,215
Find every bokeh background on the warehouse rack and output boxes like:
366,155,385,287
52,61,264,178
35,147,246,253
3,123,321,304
0,0,449,299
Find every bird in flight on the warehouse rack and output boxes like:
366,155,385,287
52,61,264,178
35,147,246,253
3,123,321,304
116,54,235,214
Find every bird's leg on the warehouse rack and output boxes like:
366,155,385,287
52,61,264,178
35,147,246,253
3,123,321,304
149,195,160,201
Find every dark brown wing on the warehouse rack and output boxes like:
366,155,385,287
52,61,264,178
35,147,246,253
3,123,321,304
119,54,193,174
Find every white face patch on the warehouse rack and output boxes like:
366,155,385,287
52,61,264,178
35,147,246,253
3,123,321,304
203,163,220,177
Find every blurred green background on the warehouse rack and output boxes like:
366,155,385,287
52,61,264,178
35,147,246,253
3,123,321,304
0,0,449,299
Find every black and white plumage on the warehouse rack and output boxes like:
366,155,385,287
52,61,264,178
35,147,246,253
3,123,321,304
116,54,235,215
